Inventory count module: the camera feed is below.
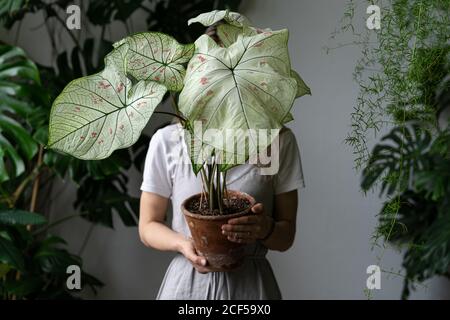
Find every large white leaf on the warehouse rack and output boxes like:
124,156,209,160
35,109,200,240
216,24,267,47
115,32,194,91
217,25,311,99
48,44,167,160
187,9,251,28
280,71,311,124
178,29,297,163
216,25,310,102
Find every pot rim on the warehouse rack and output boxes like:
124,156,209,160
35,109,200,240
181,190,256,220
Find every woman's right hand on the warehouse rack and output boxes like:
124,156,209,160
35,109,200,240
178,237,214,274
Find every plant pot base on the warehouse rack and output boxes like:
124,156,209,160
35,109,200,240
182,190,256,272
196,247,246,272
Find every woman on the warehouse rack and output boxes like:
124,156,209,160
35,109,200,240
138,25,305,300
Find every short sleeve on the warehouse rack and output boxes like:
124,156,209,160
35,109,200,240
140,130,173,198
273,129,305,195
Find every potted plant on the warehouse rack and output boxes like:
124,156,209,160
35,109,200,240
47,9,310,271
330,0,450,298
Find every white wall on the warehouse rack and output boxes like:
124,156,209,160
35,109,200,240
241,0,450,300
2,0,449,299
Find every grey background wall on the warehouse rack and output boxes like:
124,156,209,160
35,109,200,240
2,0,449,299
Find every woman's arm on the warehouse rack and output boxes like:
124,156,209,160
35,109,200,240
262,190,298,251
139,191,213,273
221,190,298,252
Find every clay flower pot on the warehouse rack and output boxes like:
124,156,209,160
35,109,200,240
181,190,256,271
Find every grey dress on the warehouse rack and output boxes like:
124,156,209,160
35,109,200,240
140,124,305,300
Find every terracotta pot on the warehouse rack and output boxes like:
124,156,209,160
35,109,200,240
181,190,256,272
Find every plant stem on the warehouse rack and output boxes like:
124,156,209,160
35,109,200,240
200,166,209,208
78,223,95,256
207,164,217,210
169,93,186,124
11,163,43,207
222,170,228,201
32,212,86,235
154,111,186,122
216,165,223,214
27,146,44,230
14,19,22,45
170,93,179,111
29,146,43,212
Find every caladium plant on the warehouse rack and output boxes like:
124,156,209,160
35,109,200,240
48,9,310,213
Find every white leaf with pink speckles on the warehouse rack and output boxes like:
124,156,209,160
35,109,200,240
187,9,251,28
116,32,194,92
178,29,300,163
215,25,310,126
48,44,167,160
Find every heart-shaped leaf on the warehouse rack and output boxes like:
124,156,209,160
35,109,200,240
216,23,248,47
178,29,297,163
216,25,311,100
48,44,167,160
115,32,194,92
188,9,251,28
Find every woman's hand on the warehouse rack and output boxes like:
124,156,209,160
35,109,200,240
178,237,215,273
221,203,274,244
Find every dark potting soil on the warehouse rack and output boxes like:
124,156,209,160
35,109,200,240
187,196,251,216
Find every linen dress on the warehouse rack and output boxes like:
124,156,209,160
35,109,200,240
140,123,305,300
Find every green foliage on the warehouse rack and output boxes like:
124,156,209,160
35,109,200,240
362,122,450,299
0,45,43,182
337,0,450,169
0,231,103,299
333,0,450,298
74,175,139,228
46,8,309,213
0,44,103,299
0,0,242,299
361,124,432,196
0,209,47,226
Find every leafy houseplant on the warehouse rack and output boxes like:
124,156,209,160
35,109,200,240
331,0,450,298
0,45,102,299
1,0,240,298
48,10,310,270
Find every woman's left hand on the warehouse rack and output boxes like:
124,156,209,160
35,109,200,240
221,203,273,244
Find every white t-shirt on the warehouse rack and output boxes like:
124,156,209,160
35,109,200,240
141,123,305,237
140,123,305,299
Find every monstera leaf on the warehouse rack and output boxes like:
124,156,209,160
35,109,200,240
0,45,40,182
48,44,167,160
178,29,298,166
115,32,194,91
187,9,251,28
